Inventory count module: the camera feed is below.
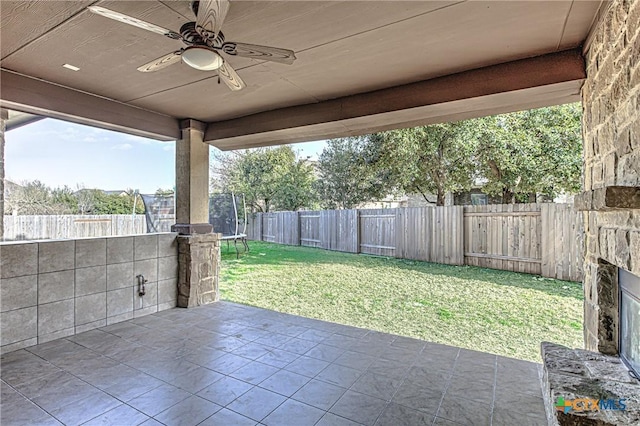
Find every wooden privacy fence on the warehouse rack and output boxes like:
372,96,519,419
247,203,584,282
3,215,147,240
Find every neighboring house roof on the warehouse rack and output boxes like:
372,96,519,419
4,180,23,190
73,189,128,196
103,190,129,196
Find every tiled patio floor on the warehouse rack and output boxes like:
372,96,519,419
1,302,548,426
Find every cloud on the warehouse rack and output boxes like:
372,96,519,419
124,134,164,145
163,145,175,152
112,143,133,151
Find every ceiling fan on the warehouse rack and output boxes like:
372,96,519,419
88,0,297,91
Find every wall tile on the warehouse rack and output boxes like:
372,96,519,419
106,237,134,265
38,241,75,273
158,256,178,280
158,278,178,305
158,233,178,258
0,307,37,345
107,262,134,291
134,235,158,261
107,287,134,317
1,275,37,312
75,266,107,297
1,338,38,355
134,259,158,283
135,282,157,310
134,305,158,318
38,270,74,304
1,234,181,353
76,293,107,326
158,302,176,312
38,300,74,335
1,243,37,278
75,239,106,268
38,327,74,345
76,319,106,334
107,312,133,325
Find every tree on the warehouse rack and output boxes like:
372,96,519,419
375,123,477,206
272,159,317,211
75,187,100,214
468,104,582,203
212,146,316,212
90,191,145,214
6,181,54,214
314,137,390,209
51,186,78,212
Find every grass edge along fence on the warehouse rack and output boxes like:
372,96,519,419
246,203,583,282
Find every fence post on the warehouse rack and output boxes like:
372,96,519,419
297,211,302,246
395,208,404,259
356,209,361,254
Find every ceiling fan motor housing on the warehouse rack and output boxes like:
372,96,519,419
180,21,225,47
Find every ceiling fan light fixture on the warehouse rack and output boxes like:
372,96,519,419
181,46,223,71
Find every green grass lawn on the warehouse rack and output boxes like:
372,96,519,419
220,241,584,362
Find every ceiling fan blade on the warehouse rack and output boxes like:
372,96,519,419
137,51,182,72
196,0,230,41
88,6,181,40
218,61,246,91
221,42,296,65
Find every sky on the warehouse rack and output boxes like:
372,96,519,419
5,118,327,194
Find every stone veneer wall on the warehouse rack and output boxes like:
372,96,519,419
0,233,178,353
581,0,640,354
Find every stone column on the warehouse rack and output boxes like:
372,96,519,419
173,119,212,234
171,119,220,307
578,0,640,353
0,108,7,241
177,233,220,307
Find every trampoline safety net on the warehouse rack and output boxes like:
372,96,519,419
209,193,246,238
141,194,175,233
140,193,246,236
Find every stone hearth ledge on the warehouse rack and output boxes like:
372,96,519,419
574,186,640,211
541,342,640,425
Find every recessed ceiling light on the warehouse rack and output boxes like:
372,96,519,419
62,63,80,71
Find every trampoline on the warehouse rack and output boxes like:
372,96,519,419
209,193,249,258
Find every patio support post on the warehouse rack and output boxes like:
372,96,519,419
173,119,212,234
172,119,220,307
0,108,6,240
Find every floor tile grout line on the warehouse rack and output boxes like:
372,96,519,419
25,326,247,418
431,348,461,425
489,355,499,426
2,379,66,425
19,360,149,426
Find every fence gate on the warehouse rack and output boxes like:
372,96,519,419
358,209,396,256
463,204,542,275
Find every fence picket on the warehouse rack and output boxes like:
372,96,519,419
3,215,147,240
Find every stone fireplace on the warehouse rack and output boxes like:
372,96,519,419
541,0,640,424
577,0,640,358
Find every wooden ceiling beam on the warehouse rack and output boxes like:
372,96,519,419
204,49,585,149
0,69,180,141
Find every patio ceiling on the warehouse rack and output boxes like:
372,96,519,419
0,1,602,147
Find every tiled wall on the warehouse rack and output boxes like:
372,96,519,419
0,233,178,353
